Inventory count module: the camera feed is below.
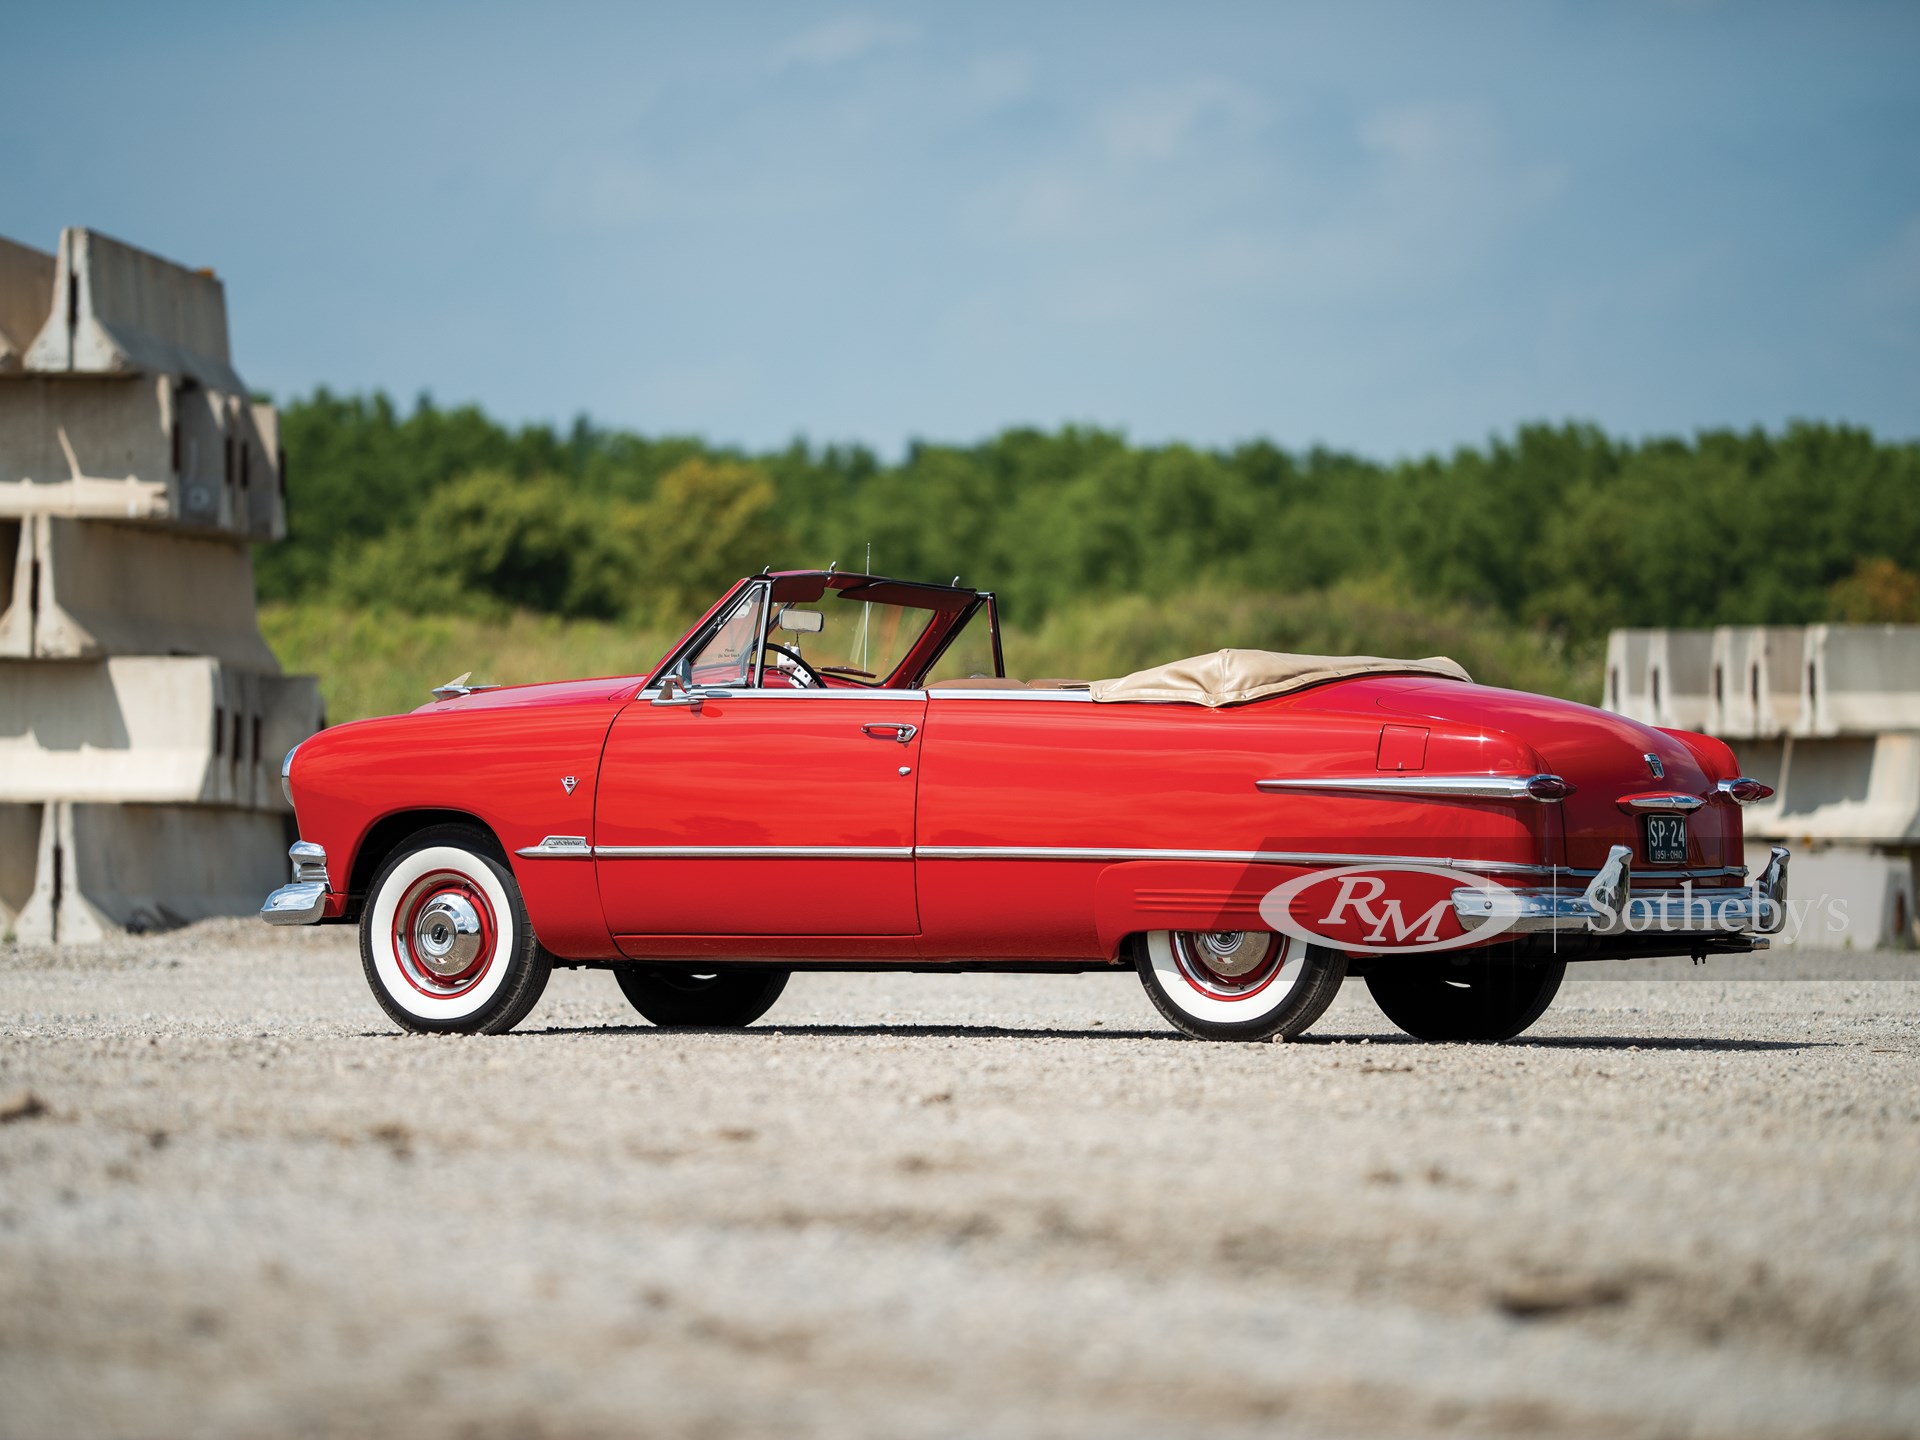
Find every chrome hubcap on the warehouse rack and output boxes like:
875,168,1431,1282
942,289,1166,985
1193,930,1267,977
414,894,483,977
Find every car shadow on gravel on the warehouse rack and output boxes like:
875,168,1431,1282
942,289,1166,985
488,1024,1827,1051
521,1022,1182,1041
1309,1033,1829,1052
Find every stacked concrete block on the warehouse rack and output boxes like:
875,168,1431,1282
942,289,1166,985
1647,629,1714,732
0,227,318,943
1602,628,1656,724
0,228,283,539
0,237,56,372
1602,622,1920,950
1708,626,1805,738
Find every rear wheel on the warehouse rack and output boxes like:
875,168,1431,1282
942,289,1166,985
1134,930,1345,1041
614,967,790,1028
1364,954,1565,1042
359,825,552,1035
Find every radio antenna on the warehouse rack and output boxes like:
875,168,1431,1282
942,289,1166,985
859,542,872,671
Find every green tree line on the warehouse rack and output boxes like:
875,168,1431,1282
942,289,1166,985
264,391,1920,647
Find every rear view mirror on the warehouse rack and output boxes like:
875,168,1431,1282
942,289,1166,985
777,609,825,634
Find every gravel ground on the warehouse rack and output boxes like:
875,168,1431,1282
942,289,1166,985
1,921,1917,1439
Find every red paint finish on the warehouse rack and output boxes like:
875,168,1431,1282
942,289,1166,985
911,692,1552,959
287,676,631,959
1375,724,1429,772
596,692,925,944
1369,678,1742,873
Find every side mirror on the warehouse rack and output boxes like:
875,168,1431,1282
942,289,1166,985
652,669,704,710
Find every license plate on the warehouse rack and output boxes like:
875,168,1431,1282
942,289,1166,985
1645,814,1688,864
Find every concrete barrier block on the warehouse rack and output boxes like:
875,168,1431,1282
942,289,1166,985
0,514,280,668
1648,629,1714,731
1601,628,1656,722
0,657,321,812
1710,628,1757,736
1801,625,1920,736
0,236,56,372
22,228,245,393
0,802,42,934
1726,736,1791,833
1696,626,1804,737
0,518,28,655
249,400,286,536
1737,733,1920,846
10,800,291,943
1749,842,1916,950
0,375,283,538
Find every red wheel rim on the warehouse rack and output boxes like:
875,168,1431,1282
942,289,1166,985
1170,931,1291,1003
392,870,499,999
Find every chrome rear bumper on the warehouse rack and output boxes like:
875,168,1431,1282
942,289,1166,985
1454,846,1789,938
260,842,331,926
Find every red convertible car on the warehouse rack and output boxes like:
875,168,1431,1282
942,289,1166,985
264,570,1788,1043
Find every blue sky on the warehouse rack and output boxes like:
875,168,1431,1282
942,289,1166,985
6,1,1916,458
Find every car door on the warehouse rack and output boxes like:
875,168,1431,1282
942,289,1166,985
596,690,925,938
594,584,924,940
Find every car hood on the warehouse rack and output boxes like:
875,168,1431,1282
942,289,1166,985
410,675,647,714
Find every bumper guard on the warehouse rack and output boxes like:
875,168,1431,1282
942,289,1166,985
261,841,331,926
1454,846,1789,938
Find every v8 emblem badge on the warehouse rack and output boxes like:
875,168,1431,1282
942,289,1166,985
561,775,578,796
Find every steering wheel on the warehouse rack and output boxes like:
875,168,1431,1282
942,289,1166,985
762,641,825,689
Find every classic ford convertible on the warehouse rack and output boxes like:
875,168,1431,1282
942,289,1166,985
264,570,1787,1042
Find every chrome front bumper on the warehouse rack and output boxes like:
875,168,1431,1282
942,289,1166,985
261,841,331,926
1454,846,1789,938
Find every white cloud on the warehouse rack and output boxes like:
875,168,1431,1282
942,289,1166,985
1098,76,1268,164
959,49,1038,115
771,15,919,71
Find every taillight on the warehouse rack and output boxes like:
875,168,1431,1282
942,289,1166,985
1717,777,1774,805
1524,774,1577,801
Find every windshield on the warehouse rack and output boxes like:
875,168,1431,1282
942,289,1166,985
768,589,936,685
662,572,996,691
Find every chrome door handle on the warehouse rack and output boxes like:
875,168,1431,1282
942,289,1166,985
861,722,918,744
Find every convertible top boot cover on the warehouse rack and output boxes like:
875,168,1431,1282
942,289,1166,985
1088,649,1471,707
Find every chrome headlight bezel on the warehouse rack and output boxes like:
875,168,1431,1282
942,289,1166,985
281,742,303,807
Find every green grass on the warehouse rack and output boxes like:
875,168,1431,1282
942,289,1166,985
1014,580,1602,703
264,581,1601,726
260,604,679,724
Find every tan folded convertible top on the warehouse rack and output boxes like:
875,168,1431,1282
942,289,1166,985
1087,649,1471,707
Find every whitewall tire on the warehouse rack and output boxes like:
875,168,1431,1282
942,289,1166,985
1135,930,1345,1042
359,826,552,1035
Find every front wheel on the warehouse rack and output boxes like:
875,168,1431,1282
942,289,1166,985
615,967,790,1028
360,825,552,1035
1364,954,1565,1042
1134,930,1345,1042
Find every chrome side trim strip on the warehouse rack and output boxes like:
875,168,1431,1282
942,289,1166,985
516,835,592,858
563,841,1747,882
912,845,1553,875
925,689,1092,701
1256,774,1551,800
596,845,914,859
